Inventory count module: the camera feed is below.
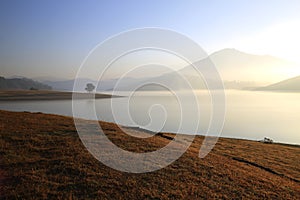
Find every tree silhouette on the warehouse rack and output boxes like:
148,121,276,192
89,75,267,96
85,83,95,93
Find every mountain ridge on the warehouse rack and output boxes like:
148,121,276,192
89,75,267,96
25,48,300,91
0,76,52,90
257,75,300,92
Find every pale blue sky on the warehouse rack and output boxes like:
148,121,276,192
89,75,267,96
1,0,300,79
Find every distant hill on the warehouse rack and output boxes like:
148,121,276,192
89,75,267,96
179,48,298,83
34,49,300,91
107,49,290,91
32,76,67,82
44,77,141,92
257,76,300,92
0,76,52,90
43,78,95,91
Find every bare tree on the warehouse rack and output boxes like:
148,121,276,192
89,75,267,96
85,83,95,93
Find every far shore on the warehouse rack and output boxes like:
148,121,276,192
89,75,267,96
0,90,117,101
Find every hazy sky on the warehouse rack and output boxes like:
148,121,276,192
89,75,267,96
1,0,300,80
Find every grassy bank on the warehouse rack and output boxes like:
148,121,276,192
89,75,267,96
0,90,113,101
1,110,299,199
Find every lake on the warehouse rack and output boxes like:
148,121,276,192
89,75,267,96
0,90,299,144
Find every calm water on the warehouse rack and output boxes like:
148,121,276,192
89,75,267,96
0,90,299,144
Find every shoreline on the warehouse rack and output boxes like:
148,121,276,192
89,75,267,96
123,124,300,147
0,90,118,101
1,108,299,152
1,107,299,147
1,110,300,199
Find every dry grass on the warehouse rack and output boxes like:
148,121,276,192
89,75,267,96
1,110,299,199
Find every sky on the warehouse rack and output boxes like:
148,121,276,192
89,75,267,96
1,0,300,80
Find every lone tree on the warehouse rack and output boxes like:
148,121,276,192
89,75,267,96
85,83,95,93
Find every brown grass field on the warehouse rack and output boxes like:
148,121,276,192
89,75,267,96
0,90,113,101
0,110,299,199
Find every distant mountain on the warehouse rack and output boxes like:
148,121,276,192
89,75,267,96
43,77,140,91
108,49,291,91
180,48,298,83
257,76,300,92
0,76,52,90
34,49,300,92
43,78,95,91
33,76,67,82
106,71,262,91
8,75,28,79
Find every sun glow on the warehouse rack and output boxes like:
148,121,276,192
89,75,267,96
231,20,300,64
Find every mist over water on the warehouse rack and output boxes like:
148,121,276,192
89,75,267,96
0,90,299,145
